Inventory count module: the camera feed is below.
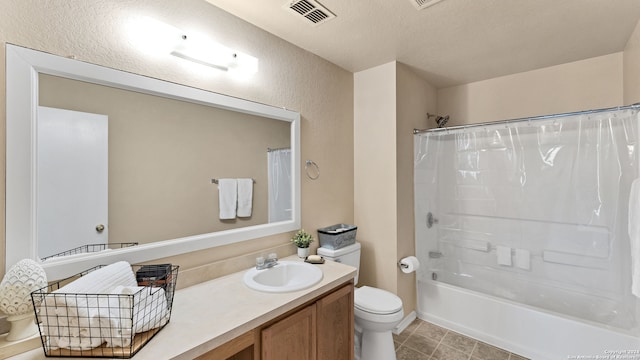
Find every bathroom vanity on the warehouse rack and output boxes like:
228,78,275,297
9,256,356,360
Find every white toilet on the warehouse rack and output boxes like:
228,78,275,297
317,242,404,360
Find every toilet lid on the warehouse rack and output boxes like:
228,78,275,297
355,286,403,315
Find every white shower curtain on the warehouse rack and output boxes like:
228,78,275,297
268,148,292,223
414,106,640,330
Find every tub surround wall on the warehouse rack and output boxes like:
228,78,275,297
0,0,353,277
354,62,436,314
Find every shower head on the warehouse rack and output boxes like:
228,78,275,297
427,113,450,128
435,115,449,128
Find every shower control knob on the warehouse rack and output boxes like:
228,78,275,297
426,212,439,228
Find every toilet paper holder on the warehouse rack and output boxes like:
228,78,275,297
397,256,420,273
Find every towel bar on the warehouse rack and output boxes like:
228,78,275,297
212,178,255,184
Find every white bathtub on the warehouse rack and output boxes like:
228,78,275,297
417,279,640,360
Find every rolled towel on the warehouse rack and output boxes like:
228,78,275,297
55,261,138,294
97,286,170,348
40,293,103,350
40,262,138,350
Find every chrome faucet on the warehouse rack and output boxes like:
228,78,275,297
256,253,278,270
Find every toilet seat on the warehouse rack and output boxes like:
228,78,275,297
355,286,403,315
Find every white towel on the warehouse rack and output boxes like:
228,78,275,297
629,178,640,297
237,178,253,217
514,249,531,270
97,286,169,348
40,261,138,350
218,178,237,219
496,246,512,266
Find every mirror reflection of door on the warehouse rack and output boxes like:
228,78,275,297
37,106,108,259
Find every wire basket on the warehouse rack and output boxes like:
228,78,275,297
31,264,178,358
40,243,139,261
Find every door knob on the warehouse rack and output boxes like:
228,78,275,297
96,224,105,233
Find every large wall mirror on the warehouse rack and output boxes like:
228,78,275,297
6,44,301,280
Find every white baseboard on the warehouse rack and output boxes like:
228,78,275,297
393,310,417,335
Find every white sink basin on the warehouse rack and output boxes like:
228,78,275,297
243,260,323,293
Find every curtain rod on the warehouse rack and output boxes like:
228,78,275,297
413,103,640,135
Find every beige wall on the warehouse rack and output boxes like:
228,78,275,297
354,62,436,315
624,19,640,105
438,53,624,126
395,64,437,314
0,0,353,280
354,62,397,292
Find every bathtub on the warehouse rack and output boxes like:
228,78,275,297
417,279,640,359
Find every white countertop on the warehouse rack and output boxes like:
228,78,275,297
9,255,356,360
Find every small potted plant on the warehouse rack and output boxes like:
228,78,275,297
291,229,314,258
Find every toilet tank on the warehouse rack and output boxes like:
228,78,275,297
317,242,361,285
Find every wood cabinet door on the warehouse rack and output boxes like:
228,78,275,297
261,304,317,360
316,284,354,360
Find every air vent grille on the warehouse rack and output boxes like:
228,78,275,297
290,0,315,15
285,0,336,26
410,0,445,10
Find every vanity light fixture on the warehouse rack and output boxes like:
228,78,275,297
126,16,258,75
170,33,258,75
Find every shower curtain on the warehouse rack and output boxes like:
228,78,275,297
414,106,640,331
268,148,292,223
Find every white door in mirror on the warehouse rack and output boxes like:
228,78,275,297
37,106,108,259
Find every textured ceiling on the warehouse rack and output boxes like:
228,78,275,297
204,0,640,88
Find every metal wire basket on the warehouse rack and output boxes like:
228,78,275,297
31,264,178,358
40,243,139,261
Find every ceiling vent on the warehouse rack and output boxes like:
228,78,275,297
285,0,336,26
410,0,445,10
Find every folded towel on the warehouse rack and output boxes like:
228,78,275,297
237,178,253,217
514,249,531,270
218,178,237,219
496,246,512,266
629,178,640,297
40,261,138,350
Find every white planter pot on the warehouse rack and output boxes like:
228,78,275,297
297,247,310,258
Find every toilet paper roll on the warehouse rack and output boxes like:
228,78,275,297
399,256,420,274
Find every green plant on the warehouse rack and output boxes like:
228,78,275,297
291,229,314,248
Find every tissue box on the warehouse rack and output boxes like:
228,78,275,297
317,224,357,250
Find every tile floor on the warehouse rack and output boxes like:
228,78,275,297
393,319,529,360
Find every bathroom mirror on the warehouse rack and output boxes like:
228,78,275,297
6,44,301,280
